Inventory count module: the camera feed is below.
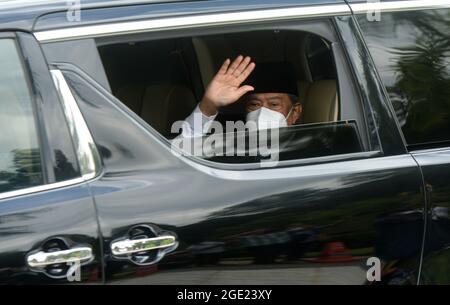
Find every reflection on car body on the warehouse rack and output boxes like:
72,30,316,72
0,0,449,285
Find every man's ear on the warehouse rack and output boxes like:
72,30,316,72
290,103,302,124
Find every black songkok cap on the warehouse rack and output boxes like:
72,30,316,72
245,62,298,96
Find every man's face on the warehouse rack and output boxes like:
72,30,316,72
245,93,302,126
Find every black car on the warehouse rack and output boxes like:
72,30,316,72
0,0,449,285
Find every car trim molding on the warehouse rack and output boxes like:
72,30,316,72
350,0,450,14
50,69,101,181
0,177,86,201
33,1,450,43
34,4,351,43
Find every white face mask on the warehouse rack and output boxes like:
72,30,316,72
246,106,294,130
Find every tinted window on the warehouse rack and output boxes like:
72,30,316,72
198,121,363,164
0,39,43,193
357,9,450,149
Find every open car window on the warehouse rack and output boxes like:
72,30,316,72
97,26,371,168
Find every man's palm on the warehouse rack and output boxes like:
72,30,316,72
202,55,256,110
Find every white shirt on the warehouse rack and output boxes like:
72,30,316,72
180,104,217,138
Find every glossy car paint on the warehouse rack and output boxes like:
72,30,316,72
60,45,424,284
0,0,447,284
412,149,450,284
0,184,102,284
353,7,450,284
0,33,102,284
17,32,81,183
333,16,408,156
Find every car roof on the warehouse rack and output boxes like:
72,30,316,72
0,0,346,32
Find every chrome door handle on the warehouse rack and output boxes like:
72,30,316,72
111,235,176,255
27,247,93,268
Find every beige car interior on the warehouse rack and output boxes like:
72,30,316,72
103,30,339,138
191,31,338,124
116,83,197,137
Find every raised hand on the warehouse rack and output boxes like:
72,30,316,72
199,55,256,116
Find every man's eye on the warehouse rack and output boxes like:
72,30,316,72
248,102,260,109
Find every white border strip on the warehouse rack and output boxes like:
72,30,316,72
34,4,350,43
351,0,450,14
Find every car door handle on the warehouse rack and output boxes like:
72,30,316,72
111,235,176,255
27,247,93,268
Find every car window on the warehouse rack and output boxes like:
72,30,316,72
357,9,450,150
97,29,368,166
195,121,363,164
0,39,43,193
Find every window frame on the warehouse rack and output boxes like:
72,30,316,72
46,21,385,171
58,62,382,172
101,25,379,169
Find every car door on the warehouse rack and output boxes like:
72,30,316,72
354,3,450,284
37,2,428,284
0,32,102,284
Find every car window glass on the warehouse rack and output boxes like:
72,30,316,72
357,9,450,149
0,39,43,193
